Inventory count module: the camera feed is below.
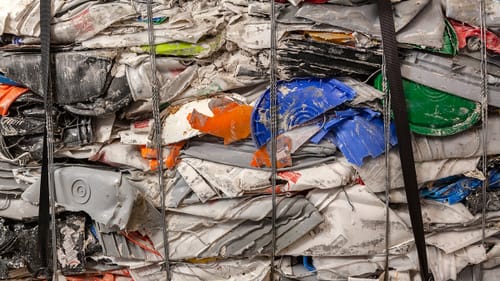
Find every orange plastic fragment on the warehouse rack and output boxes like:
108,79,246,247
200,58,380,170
166,141,185,169
149,159,160,171
148,141,186,170
251,136,293,169
187,98,253,145
0,84,29,116
140,146,157,159
251,146,271,168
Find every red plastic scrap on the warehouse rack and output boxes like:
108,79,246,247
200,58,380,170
121,231,163,258
0,84,29,116
450,19,500,53
64,271,133,281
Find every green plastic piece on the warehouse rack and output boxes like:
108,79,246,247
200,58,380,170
140,34,224,58
439,20,459,55
374,74,481,136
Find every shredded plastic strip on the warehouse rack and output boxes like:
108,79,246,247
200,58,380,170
146,1,170,279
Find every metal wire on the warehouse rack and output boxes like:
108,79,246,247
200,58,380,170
270,0,278,279
146,1,170,279
479,0,489,280
381,60,392,281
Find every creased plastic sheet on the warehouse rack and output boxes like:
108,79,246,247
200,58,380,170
313,244,486,281
358,151,480,192
133,196,325,260
295,0,430,38
281,185,414,256
128,258,270,281
22,166,137,230
0,0,499,279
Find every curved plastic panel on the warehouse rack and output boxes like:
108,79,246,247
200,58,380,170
251,78,356,148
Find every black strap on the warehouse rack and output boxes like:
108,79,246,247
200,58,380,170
376,1,433,280
38,0,52,277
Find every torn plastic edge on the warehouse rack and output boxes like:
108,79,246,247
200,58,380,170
0,84,29,116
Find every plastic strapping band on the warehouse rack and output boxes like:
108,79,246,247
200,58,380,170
270,0,278,279
145,1,170,279
376,1,433,280
39,0,58,279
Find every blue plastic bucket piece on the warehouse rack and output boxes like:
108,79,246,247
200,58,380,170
312,108,397,166
251,78,356,148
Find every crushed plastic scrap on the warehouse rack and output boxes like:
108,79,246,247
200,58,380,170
0,0,499,280
251,78,356,148
310,108,397,166
187,96,253,144
420,167,500,204
22,166,137,230
374,73,481,136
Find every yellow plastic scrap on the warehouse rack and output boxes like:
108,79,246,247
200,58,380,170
305,31,355,46
185,257,218,263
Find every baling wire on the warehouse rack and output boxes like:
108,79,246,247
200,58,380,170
479,0,489,280
146,1,171,279
270,0,279,279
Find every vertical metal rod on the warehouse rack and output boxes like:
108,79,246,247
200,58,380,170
146,1,170,279
269,0,278,279
479,0,489,280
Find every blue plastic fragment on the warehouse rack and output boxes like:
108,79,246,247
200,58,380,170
420,176,481,204
490,168,500,189
420,168,500,204
89,223,99,241
302,256,316,272
137,16,168,24
311,108,397,166
0,74,20,86
251,78,356,148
